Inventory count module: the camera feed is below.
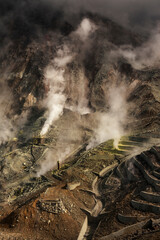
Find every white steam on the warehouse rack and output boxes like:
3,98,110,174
0,71,35,145
76,69,90,115
75,18,97,41
0,74,14,144
87,85,128,149
113,25,160,69
41,18,96,136
37,147,71,177
65,66,91,115
0,115,14,145
40,45,73,136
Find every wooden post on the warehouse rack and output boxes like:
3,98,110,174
57,161,60,170
31,145,35,162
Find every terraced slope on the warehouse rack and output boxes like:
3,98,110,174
88,145,160,239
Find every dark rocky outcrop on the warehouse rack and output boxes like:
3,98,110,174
0,10,160,240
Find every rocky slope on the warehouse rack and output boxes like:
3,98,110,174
0,13,160,240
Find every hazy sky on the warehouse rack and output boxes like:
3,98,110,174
0,0,160,43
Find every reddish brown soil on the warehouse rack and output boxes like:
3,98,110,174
0,180,95,240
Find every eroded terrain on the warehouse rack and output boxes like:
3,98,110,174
0,12,160,240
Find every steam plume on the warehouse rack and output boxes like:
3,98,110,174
0,115,14,145
37,112,87,177
0,72,14,144
41,18,96,136
40,45,73,136
112,25,160,69
0,0,160,44
74,18,97,41
87,84,128,149
37,146,71,177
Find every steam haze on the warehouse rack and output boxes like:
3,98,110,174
41,18,96,136
87,73,128,150
0,72,14,144
0,0,160,46
40,45,73,136
0,0,160,177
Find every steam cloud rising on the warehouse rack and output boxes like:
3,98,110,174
40,46,73,136
87,79,128,149
37,147,72,177
1,0,160,43
1,0,160,177
41,18,96,136
111,25,160,69
0,73,14,144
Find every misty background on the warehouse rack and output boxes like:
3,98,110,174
0,0,160,45
0,0,160,176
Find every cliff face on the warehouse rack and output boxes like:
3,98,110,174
0,13,160,240
1,14,158,135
